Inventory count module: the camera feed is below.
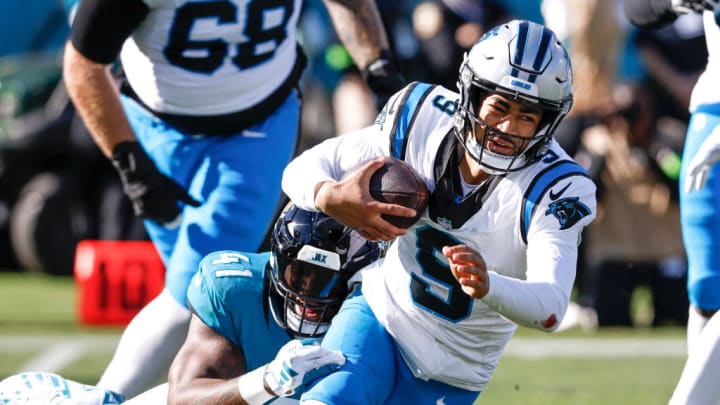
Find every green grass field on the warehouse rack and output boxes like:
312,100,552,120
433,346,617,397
0,272,688,404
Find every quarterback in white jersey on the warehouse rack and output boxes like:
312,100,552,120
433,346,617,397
288,82,593,390
282,20,596,404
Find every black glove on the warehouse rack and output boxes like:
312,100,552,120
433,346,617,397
671,0,717,13
111,141,200,224
362,50,406,110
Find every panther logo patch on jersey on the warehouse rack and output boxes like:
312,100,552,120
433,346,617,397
545,197,591,230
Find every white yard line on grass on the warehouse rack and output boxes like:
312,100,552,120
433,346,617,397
0,335,686,374
20,341,91,373
505,337,687,358
0,335,119,350
1,335,119,373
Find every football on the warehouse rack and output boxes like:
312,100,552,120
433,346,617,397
369,157,429,228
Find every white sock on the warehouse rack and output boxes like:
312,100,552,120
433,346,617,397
670,311,720,405
686,306,710,355
96,289,191,398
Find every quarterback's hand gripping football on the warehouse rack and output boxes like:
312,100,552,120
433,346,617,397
685,127,720,192
315,158,413,241
111,141,200,224
671,0,718,13
263,338,346,397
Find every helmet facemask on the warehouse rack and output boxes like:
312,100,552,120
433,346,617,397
269,245,346,337
268,205,379,338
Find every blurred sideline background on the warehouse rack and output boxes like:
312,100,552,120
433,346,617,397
0,0,703,403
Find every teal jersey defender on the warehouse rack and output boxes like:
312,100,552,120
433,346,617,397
187,250,292,372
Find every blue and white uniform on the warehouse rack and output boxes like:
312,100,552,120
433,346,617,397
71,0,303,305
0,372,124,405
283,82,597,403
680,10,720,312
623,5,720,405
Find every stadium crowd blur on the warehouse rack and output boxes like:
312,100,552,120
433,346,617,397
0,0,702,329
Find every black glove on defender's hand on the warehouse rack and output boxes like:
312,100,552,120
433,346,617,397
363,50,406,110
111,141,200,224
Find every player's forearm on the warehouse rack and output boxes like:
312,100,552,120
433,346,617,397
167,366,276,405
282,135,348,211
482,272,570,332
323,0,390,71
282,152,336,212
283,125,388,210
481,237,580,332
63,41,136,158
167,377,251,405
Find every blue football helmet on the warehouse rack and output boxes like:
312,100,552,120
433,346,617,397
268,204,380,337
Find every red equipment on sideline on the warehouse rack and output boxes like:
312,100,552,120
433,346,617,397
74,240,165,325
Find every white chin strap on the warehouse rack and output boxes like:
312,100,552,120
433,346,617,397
285,307,329,336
